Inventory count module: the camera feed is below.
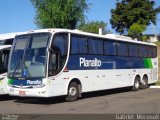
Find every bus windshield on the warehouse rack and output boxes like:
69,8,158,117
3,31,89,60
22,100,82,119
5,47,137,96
8,33,50,79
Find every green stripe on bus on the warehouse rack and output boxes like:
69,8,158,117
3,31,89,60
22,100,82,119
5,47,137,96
143,58,153,68
8,79,14,84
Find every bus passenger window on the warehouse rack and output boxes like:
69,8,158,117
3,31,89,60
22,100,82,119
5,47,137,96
104,41,117,55
71,35,88,54
139,46,147,57
4,38,13,45
117,42,128,56
147,46,152,58
88,38,103,55
129,44,138,57
152,47,157,58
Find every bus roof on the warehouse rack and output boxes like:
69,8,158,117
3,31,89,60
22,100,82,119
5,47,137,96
0,45,11,50
0,32,24,40
18,28,156,46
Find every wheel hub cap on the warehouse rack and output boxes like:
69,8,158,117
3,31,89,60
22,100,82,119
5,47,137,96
69,87,77,96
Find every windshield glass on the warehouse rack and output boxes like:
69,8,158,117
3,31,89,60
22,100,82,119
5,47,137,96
8,33,50,78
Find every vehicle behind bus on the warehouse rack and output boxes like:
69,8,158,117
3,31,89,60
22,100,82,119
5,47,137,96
0,32,23,95
0,45,11,94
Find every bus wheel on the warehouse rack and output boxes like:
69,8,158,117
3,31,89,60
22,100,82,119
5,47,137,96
141,76,148,89
132,77,140,91
66,82,79,102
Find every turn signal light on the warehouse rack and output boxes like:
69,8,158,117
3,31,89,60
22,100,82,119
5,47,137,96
63,67,69,72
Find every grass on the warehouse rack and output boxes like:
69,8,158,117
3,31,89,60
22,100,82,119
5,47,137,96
154,41,160,46
155,80,160,86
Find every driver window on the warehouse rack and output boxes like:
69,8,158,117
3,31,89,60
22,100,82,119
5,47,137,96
49,33,68,76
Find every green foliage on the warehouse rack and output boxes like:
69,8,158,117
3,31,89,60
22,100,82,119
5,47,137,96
128,23,146,40
110,0,160,34
141,35,150,42
154,41,160,46
78,21,111,34
155,80,160,85
31,0,88,29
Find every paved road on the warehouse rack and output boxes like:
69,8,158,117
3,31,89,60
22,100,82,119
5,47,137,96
0,87,160,114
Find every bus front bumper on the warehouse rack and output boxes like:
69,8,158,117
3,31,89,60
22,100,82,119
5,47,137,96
7,86,50,97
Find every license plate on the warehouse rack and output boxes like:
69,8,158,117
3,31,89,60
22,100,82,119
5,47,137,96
19,91,25,95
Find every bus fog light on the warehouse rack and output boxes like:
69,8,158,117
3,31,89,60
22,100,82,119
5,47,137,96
42,91,46,94
38,91,46,94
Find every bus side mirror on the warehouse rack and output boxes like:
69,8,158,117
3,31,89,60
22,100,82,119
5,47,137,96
49,48,54,53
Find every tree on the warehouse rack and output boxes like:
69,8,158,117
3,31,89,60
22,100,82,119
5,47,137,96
110,0,160,34
128,23,146,40
78,21,111,34
31,0,88,29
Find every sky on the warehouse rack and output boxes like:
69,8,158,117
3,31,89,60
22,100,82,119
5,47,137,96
0,0,160,34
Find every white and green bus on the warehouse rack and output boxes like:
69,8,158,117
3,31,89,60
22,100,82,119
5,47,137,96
7,29,158,101
0,32,23,95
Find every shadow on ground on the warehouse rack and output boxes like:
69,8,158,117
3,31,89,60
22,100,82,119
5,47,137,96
0,95,17,101
13,87,133,105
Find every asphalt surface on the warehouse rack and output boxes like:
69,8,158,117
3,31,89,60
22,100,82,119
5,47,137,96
0,87,160,115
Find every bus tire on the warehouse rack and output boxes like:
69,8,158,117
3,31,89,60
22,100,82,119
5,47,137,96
132,77,140,91
140,76,148,89
66,82,79,102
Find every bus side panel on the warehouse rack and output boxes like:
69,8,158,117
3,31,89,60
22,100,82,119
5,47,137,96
47,55,158,97
0,75,8,95
149,57,158,84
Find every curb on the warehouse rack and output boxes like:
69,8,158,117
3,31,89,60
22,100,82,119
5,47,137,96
149,86,160,88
